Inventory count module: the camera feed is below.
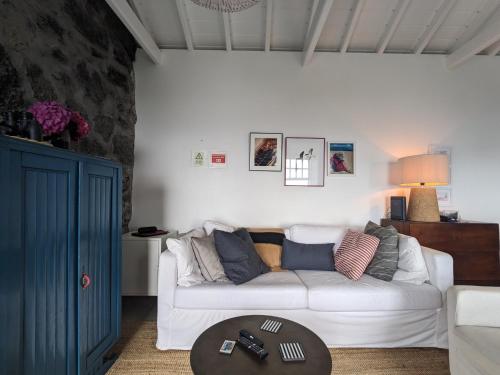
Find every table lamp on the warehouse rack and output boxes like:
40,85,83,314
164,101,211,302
398,153,449,222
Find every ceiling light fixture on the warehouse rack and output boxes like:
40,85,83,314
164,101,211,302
189,0,259,13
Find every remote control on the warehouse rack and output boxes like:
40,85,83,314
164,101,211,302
237,336,268,360
239,329,264,348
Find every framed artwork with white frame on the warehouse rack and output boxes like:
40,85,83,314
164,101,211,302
284,137,325,187
436,187,452,207
249,132,283,172
327,142,355,176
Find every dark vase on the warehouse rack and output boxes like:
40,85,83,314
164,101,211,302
49,129,71,149
19,112,42,141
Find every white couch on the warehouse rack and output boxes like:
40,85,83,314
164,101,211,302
447,286,500,375
157,226,453,350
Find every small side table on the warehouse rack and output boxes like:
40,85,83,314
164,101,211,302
122,231,178,296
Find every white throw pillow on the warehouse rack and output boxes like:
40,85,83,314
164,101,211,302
393,234,430,285
166,228,206,287
287,224,347,252
203,220,235,235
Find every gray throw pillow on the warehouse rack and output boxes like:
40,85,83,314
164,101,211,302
191,235,227,282
364,221,399,281
281,239,335,271
214,228,269,285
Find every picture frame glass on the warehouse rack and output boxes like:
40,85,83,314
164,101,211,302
327,142,355,175
249,133,283,171
285,137,325,186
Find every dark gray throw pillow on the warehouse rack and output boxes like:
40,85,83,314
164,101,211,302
213,228,269,284
364,221,399,281
281,239,335,271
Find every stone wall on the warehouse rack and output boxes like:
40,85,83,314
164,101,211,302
0,0,137,232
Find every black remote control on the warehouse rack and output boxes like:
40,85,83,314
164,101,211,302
237,336,268,360
239,329,264,348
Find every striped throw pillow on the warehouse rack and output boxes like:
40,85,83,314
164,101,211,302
335,230,380,280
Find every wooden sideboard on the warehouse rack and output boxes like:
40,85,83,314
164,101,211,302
381,219,500,286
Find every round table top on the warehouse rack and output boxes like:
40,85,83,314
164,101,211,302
190,315,332,375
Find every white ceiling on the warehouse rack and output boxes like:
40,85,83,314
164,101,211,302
129,0,500,54
105,0,500,68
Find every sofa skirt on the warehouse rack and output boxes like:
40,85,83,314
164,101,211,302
156,306,448,350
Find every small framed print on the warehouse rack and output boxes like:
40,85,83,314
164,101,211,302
284,137,325,187
209,151,228,168
192,151,206,167
327,142,355,176
249,133,283,172
437,187,452,206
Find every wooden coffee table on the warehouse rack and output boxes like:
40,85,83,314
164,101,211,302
190,315,332,375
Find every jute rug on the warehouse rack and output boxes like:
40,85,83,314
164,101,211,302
107,320,450,375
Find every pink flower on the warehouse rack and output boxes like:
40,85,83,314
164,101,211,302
70,112,91,139
28,101,71,135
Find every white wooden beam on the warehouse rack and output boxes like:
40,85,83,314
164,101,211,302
447,9,500,69
414,0,457,54
340,0,366,53
302,0,335,66
449,2,500,53
377,0,411,54
128,0,145,23
486,39,500,55
175,0,195,51
222,13,232,52
265,0,273,52
106,0,162,64
305,0,320,39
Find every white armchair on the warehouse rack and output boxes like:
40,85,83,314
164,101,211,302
447,286,500,375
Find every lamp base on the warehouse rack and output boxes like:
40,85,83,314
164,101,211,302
407,187,440,222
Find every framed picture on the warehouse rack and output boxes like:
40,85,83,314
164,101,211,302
284,137,325,187
209,151,227,168
436,187,452,206
249,133,283,171
192,151,206,167
327,142,355,176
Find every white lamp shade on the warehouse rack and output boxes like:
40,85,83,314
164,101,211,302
398,154,449,186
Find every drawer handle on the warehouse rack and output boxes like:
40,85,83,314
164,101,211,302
81,273,91,289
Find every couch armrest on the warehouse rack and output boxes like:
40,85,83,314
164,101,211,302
158,250,177,309
448,285,500,328
421,246,453,295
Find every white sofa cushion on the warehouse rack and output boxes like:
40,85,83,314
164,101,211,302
393,234,429,285
166,229,206,287
295,270,442,312
453,325,500,373
286,224,347,251
203,220,235,235
455,286,500,327
174,271,307,310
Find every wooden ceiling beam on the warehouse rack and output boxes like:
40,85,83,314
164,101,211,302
447,7,500,69
486,39,500,56
302,0,335,66
265,0,273,52
105,0,162,64
175,0,195,51
414,0,457,54
340,0,366,53
222,13,232,52
377,0,411,54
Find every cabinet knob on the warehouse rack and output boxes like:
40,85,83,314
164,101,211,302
81,273,91,289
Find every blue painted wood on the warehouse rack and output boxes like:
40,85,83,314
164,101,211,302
0,135,122,375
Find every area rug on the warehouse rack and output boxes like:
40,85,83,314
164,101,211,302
107,320,450,375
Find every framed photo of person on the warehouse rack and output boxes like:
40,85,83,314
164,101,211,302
249,132,283,172
327,142,355,176
284,137,325,187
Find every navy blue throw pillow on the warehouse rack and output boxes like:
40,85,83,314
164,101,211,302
213,229,270,284
281,239,335,271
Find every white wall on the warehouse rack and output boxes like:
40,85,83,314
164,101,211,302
131,50,500,232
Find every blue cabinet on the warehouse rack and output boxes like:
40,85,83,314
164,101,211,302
0,136,122,375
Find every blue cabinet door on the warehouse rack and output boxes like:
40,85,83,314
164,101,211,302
79,162,121,375
0,150,78,375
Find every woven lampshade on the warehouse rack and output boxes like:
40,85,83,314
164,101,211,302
398,153,449,222
189,0,259,12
